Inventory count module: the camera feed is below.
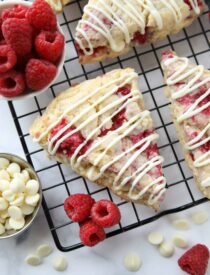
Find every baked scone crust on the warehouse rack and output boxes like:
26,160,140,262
75,0,204,64
161,50,210,199
30,68,166,210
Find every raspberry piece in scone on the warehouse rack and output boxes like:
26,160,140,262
91,200,121,228
2,18,32,56
79,219,106,247
178,244,209,275
0,45,17,73
64,194,95,222
0,70,25,97
50,118,93,157
35,31,64,63
26,0,57,31
26,58,57,90
2,5,28,20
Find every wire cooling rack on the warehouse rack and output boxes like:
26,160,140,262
7,0,210,252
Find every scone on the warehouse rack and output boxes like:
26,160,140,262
75,0,205,64
161,50,210,199
30,68,166,210
45,0,71,13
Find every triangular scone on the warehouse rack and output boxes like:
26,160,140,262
75,0,204,64
161,50,210,199
30,68,166,210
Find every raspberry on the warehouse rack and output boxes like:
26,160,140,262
64,194,95,222
0,17,3,40
178,244,209,275
2,5,28,20
132,29,148,44
15,52,35,72
91,200,121,228
35,31,64,63
79,220,106,247
26,0,57,31
0,45,17,73
2,18,32,56
50,119,93,157
26,58,57,90
0,70,25,97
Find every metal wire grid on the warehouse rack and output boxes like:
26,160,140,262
7,0,210,252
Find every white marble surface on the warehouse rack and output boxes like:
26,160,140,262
0,99,210,275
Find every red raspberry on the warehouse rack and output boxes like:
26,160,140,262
2,18,32,56
26,0,57,31
2,5,28,20
178,244,209,275
26,58,57,90
0,40,6,46
0,17,3,40
15,52,36,72
35,31,64,63
79,220,106,247
0,45,17,73
91,200,121,228
64,194,95,222
0,70,25,97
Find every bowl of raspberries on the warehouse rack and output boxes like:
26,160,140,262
0,0,65,100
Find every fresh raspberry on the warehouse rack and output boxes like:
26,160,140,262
2,18,32,56
79,220,106,247
2,5,28,20
0,17,3,40
178,244,209,275
26,0,57,31
116,84,131,96
0,45,17,73
35,31,64,63
0,40,6,46
64,194,95,222
26,58,57,90
15,52,35,72
91,200,121,228
0,70,25,97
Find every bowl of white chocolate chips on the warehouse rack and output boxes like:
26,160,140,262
0,153,42,239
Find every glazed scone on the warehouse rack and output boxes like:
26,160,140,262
161,50,210,199
30,68,166,210
75,0,205,64
45,0,71,13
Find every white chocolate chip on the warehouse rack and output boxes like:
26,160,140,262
0,158,9,170
0,180,10,192
0,223,5,235
159,242,175,258
10,193,24,207
9,216,25,230
5,218,12,230
191,211,209,225
148,231,164,246
20,204,34,215
25,194,40,207
25,180,39,195
25,254,42,266
21,170,30,182
13,173,26,183
173,235,188,248
8,206,23,220
7,163,21,177
124,253,142,272
172,219,190,230
0,210,9,219
2,190,15,202
10,177,25,194
37,244,53,257
52,256,68,272
0,170,10,181
0,197,9,211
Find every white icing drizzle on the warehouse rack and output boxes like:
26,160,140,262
75,0,200,55
201,177,210,188
36,71,165,205
164,55,210,187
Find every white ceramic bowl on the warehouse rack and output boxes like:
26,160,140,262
0,153,42,239
0,0,65,101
